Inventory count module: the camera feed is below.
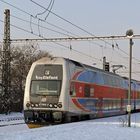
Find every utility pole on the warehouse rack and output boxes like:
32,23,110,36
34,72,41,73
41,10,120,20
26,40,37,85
1,9,11,113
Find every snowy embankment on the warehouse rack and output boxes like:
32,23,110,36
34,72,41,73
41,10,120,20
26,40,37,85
0,113,140,140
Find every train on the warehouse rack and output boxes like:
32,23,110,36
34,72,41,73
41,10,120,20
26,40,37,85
23,57,140,128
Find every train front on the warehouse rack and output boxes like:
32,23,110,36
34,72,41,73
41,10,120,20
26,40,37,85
23,57,66,128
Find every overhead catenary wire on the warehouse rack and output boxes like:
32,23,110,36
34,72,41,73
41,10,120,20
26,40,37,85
10,14,74,37
10,33,140,63
9,16,132,64
0,0,118,49
30,0,140,63
35,0,55,19
45,0,55,20
0,0,78,37
4,16,140,64
0,20,139,78
0,19,102,63
1,0,140,57
1,0,137,61
30,0,114,45
10,14,106,49
1,0,140,64
117,71,140,78
10,15,126,60
1,1,139,82
1,18,140,65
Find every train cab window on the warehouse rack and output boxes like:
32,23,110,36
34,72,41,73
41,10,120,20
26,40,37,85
31,80,61,96
84,85,90,97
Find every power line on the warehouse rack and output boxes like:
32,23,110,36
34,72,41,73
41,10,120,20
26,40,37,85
0,19,102,62
29,0,140,62
117,71,140,73
37,0,55,20
10,14,72,37
0,0,78,37
1,20,139,76
35,0,55,19
0,0,134,59
1,0,140,63
1,18,140,65
30,0,113,45
10,35,140,62
44,0,55,20
0,0,109,50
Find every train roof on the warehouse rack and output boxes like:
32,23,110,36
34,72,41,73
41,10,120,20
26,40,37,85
34,56,120,77
33,56,140,83
66,58,121,77
67,58,140,83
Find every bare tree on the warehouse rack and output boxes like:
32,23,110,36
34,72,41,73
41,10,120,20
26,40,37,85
0,43,52,112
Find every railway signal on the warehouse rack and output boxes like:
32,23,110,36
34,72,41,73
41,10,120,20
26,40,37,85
103,57,110,72
104,62,110,72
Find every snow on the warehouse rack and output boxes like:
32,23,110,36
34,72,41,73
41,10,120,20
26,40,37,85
0,112,24,127
0,113,140,140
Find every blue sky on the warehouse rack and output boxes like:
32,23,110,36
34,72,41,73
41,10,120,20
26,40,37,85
0,0,140,80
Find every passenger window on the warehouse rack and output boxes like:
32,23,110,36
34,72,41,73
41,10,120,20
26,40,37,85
90,87,94,96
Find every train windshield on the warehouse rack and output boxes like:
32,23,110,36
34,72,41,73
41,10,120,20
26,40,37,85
30,80,61,96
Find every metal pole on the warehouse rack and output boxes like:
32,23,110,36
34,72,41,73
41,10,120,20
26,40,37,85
103,56,106,70
126,29,133,127
1,9,11,114
128,38,133,127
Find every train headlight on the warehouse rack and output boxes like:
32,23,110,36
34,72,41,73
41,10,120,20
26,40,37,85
57,103,62,108
26,103,31,108
49,103,53,108
31,104,35,107
35,104,39,107
53,104,57,108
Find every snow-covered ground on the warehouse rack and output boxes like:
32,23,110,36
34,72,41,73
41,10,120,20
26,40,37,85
0,112,24,127
0,112,140,140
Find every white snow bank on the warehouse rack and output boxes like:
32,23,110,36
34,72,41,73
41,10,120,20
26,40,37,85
0,113,140,140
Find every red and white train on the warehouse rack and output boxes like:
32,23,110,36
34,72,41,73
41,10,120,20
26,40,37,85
23,57,140,127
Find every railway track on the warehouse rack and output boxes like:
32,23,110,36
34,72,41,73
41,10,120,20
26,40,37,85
0,116,24,122
0,116,25,127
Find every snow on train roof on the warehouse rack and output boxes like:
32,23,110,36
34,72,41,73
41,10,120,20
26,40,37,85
33,57,65,64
